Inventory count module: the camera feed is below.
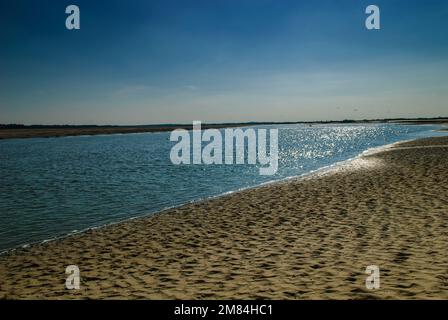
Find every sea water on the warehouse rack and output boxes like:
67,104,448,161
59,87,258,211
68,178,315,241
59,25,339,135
0,123,445,252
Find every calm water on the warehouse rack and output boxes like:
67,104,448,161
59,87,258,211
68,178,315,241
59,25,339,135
0,123,444,252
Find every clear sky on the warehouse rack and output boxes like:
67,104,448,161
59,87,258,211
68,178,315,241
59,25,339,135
0,0,447,125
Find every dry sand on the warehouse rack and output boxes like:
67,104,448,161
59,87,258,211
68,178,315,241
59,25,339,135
0,137,447,299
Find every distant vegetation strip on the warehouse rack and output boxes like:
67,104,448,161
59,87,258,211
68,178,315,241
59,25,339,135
1,117,447,140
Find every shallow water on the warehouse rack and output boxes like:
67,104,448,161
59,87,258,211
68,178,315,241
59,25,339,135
0,123,445,252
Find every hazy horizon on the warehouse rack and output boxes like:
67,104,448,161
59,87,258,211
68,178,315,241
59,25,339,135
2,116,448,127
1,0,447,125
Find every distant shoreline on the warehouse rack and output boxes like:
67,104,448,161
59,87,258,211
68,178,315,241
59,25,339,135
0,124,249,140
1,118,447,140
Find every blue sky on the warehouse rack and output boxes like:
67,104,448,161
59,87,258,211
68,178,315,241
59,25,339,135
0,0,447,124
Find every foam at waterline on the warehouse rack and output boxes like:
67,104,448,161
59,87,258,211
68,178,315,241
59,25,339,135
291,139,410,180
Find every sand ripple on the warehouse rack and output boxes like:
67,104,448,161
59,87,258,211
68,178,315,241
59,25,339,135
0,137,447,299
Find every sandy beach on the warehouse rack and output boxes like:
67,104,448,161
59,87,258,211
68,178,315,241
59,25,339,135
0,136,447,299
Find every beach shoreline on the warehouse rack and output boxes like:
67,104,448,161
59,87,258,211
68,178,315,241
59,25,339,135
0,136,447,299
0,137,415,256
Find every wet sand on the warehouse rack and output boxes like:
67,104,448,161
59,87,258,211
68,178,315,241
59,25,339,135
0,137,447,299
